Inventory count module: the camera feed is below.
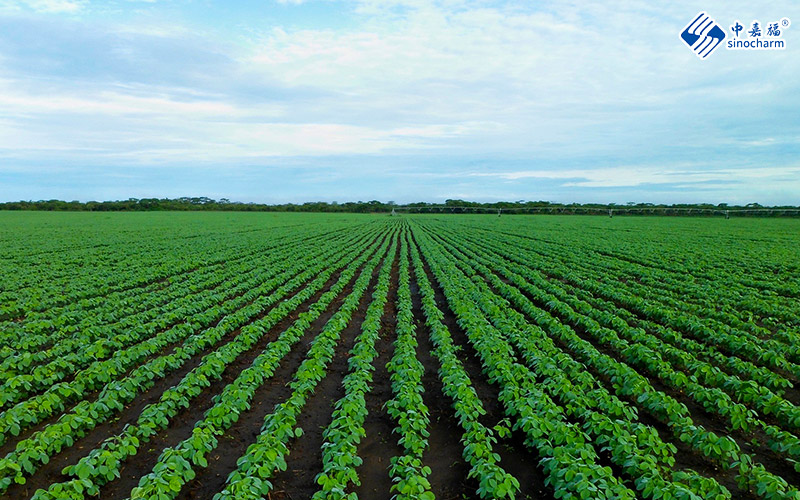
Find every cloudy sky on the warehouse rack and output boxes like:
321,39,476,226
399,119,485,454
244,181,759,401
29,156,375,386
0,0,797,204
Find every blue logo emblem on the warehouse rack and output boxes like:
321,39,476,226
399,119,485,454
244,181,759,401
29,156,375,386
680,12,726,58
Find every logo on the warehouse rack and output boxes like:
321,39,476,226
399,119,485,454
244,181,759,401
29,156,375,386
727,17,790,51
681,13,790,59
680,12,726,58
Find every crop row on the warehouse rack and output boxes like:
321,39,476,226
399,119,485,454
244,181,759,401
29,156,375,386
1,226,386,494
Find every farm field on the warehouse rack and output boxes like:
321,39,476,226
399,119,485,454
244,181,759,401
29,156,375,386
1,211,800,500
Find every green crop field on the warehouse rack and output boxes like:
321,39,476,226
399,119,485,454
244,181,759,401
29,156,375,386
1,211,800,500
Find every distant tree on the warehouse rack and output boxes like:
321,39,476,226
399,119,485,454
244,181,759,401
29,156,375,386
1,198,797,216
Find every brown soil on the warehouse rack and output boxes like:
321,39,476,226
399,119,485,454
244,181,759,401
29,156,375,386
413,238,554,500
0,262,350,500
539,278,800,487
267,251,386,500
414,228,759,498
352,244,404,499
101,262,367,500
0,280,258,453
488,266,771,499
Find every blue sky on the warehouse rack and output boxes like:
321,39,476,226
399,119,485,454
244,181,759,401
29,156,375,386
0,0,798,204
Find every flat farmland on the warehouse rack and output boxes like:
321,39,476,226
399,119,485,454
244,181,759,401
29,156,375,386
1,212,800,500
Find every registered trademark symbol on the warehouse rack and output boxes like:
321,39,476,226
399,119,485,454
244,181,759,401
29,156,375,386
781,18,790,28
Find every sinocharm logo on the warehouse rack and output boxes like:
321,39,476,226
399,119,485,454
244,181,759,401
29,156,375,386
681,12,791,59
728,18,790,51
680,12,726,58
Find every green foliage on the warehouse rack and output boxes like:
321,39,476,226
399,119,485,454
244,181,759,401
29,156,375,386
4,213,800,500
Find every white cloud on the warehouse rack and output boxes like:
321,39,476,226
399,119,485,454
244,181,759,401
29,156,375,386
740,138,777,147
468,165,800,188
0,72,490,161
0,86,251,118
3,0,85,13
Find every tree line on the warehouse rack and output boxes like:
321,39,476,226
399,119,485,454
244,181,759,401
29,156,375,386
0,198,796,215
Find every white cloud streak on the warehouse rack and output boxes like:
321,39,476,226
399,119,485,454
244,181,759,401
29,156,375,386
468,165,800,188
1,0,85,13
